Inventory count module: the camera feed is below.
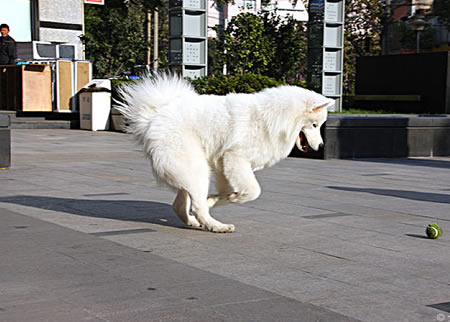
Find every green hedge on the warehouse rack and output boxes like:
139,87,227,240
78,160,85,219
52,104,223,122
190,73,306,95
111,79,135,104
110,74,307,99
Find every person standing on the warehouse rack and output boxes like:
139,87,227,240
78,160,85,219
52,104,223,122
0,24,16,65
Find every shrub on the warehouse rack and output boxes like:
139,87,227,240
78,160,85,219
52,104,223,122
110,74,308,102
110,79,135,103
190,73,306,95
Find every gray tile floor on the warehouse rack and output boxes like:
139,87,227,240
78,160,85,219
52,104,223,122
1,129,449,322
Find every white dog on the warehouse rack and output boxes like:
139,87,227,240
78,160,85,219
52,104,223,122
117,74,332,233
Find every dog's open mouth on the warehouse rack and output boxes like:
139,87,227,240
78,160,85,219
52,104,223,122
299,132,308,152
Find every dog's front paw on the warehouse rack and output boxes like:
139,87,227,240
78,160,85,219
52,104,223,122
207,223,235,233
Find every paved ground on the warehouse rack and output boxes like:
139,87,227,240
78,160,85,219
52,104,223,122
1,129,449,322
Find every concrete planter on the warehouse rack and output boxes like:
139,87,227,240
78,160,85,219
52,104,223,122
110,107,127,132
0,114,11,168
291,115,450,159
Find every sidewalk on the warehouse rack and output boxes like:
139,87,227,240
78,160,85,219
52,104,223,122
1,129,449,322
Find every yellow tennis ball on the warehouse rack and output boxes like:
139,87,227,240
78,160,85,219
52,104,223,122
426,223,442,239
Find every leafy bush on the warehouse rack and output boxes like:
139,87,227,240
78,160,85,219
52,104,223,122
111,79,135,88
110,79,136,103
190,73,306,95
110,74,307,102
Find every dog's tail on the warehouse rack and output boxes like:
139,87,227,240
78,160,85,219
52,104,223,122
115,73,197,143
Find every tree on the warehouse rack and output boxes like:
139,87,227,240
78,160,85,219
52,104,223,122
82,0,168,78
433,0,450,29
212,11,308,80
262,13,308,81
391,20,436,52
82,3,146,78
218,13,275,75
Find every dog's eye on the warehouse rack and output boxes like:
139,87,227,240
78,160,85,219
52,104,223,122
313,123,318,128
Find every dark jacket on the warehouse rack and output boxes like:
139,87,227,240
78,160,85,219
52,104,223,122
0,35,16,65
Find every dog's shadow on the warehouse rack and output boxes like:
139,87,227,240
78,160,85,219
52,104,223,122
0,195,186,229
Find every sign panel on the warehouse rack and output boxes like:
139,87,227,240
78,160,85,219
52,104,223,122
323,75,339,96
307,0,345,111
184,12,205,37
184,42,202,64
324,25,343,47
169,0,207,78
325,2,340,22
185,0,203,9
85,0,104,5
323,51,339,72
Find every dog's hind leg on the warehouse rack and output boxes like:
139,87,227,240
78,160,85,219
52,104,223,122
184,161,234,233
222,152,261,205
165,147,234,233
172,190,202,228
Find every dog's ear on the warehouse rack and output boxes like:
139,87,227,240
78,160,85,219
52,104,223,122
311,99,334,113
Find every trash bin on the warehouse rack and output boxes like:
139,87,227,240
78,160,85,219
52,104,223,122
79,79,112,131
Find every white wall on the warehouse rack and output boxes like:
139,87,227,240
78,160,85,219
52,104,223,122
0,0,32,41
39,0,84,59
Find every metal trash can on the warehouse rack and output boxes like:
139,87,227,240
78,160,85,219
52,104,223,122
79,80,112,131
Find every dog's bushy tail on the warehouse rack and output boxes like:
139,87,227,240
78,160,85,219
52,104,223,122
115,73,197,144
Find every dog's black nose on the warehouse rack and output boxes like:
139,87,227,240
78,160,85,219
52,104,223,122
319,143,324,149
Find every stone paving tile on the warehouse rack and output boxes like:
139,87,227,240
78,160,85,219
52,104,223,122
309,288,442,322
0,207,355,322
211,296,350,322
1,129,449,322
0,299,106,322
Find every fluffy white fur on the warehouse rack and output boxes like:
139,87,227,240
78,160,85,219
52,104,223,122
116,74,332,233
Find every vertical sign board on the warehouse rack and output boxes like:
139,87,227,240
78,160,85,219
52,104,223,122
168,0,208,78
307,0,345,112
